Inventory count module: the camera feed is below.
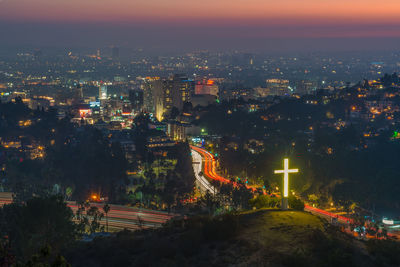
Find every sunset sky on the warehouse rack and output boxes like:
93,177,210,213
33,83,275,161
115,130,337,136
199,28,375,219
1,0,399,51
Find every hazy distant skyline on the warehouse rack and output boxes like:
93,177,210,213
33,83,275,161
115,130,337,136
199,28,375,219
1,0,400,52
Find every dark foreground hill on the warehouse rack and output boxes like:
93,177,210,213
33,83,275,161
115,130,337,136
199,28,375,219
65,210,400,267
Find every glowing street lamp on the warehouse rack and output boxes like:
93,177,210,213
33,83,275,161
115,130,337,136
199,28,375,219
91,194,99,201
274,158,298,210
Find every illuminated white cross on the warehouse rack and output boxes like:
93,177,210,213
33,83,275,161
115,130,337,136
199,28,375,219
274,158,298,198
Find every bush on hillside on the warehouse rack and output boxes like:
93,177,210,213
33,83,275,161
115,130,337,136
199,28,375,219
289,196,305,211
249,194,280,209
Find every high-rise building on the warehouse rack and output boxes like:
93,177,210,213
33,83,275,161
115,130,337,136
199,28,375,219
142,75,194,121
164,74,194,112
142,77,164,121
99,84,107,100
265,79,290,96
72,84,83,104
129,89,144,112
122,100,132,116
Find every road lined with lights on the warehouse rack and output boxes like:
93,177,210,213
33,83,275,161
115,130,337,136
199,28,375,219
191,148,216,194
67,202,175,230
191,145,262,193
191,145,230,183
304,204,353,224
0,194,175,231
191,145,356,225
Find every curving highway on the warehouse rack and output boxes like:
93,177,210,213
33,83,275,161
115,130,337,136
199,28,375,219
190,145,355,225
188,149,399,239
191,145,230,183
191,145,258,192
191,148,216,194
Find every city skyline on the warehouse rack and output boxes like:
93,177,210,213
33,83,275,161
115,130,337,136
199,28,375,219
1,1,400,265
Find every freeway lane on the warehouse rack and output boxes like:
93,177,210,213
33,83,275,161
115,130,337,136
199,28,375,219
191,145,259,192
67,202,174,230
0,195,175,231
191,148,216,194
304,204,353,224
191,145,229,183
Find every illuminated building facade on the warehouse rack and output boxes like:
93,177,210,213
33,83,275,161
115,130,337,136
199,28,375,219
266,79,290,96
28,96,55,110
142,77,164,121
147,136,175,148
167,121,188,141
99,84,108,100
164,74,194,112
142,75,194,121
195,79,219,96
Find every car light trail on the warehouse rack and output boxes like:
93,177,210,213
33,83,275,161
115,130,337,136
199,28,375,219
191,145,355,225
0,198,176,231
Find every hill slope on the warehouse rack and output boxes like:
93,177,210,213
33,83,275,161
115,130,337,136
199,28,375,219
65,210,389,266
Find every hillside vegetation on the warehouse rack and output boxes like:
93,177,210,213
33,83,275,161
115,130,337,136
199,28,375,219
65,210,397,266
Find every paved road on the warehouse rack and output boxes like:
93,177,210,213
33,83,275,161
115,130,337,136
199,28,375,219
190,146,260,193
190,146,357,225
191,145,230,183
191,148,216,194
0,193,175,231
304,204,353,224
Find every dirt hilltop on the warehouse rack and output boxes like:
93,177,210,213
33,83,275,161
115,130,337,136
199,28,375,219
66,209,398,266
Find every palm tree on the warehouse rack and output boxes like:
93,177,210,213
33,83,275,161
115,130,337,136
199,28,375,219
103,204,110,232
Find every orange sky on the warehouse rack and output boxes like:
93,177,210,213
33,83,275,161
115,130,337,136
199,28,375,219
1,0,400,49
1,0,400,23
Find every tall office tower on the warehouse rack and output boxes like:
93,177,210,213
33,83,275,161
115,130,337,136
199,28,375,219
96,49,101,59
142,77,164,121
265,79,290,96
99,84,108,100
129,89,144,111
295,80,317,95
111,46,119,60
73,84,84,104
142,75,194,121
164,74,194,112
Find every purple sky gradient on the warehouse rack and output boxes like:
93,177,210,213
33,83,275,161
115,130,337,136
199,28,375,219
0,0,399,51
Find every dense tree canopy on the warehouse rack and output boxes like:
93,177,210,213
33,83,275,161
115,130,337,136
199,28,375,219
0,196,77,262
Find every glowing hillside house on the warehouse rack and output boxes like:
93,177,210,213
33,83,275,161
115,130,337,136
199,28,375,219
274,158,298,210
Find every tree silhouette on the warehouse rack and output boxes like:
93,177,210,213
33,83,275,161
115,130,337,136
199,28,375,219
103,204,111,232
